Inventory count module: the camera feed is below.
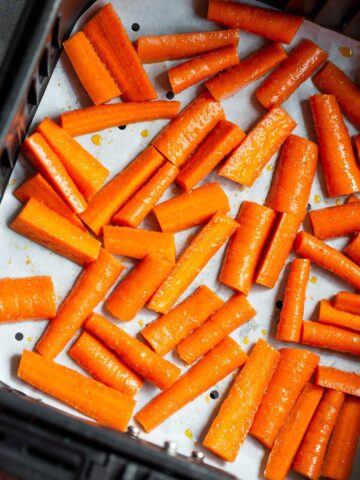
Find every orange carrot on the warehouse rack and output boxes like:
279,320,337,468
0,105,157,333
18,350,135,431
141,285,223,356
112,162,178,228
310,94,360,197
86,313,180,390
147,213,238,314
309,203,360,240
219,202,276,294
335,291,360,316
153,182,230,232
354,134,360,159
315,366,360,398
344,234,360,266
136,337,247,432
219,106,296,186
301,321,360,356
203,339,280,462
63,32,120,105
250,348,319,449
319,299,360,332
0,276,56,322
11,198,101,266
105,254,174,321
152,92,224,167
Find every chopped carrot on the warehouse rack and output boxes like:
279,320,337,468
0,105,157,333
319,299,360,332
354,134,360,159
344,234,360,265
335,291,360,315
315,365,360,398
309,202,360,240
301,321,360,356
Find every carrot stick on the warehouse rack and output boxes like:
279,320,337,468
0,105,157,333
141,285,223,356
147,213,238,314
266,134,318,220
250,348,319,449
354,134,360,159
219,202,276,294
86,313,181,390
112,162,178,228
309,94,360,197
276,259,310,343
335,291,360,315
135,337,247,432
153,182,230,232
315,366,360,398
203,339,280,462
219,106,296,186
17,350,135,431
69,331,143,396
36,248,123,359
309,203,360,240
205,43,287,101
105,254,174,321
59,101,180,136
344,234,360,266
301,321,360,356
176,119,245,191
319,299,360,332
11,198,101,266
151,92,224,167
177,293,256,364
80,146,164,235
63,32,120,105
255,213,302,289
0,276,56,322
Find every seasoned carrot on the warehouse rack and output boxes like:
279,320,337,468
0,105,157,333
136,337,247,432
354,134,360,159
147,214,238,314
344,234,360,266
153,182,230,232
315,366,360,398
301,321,360,356
177,293,256,364
18,350,135,431
11,198,101,266
310,94,360,197
335,291,360,315
106,254,174,321
0,276,56,322
203,339,280,462
219,106,296,186
250,348,319,449
219,202,276,294
86,313,180,390
319,299,360,332
309,203,360,240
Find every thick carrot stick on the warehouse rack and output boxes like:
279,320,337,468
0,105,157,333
141,285,223,356
0,276,56,322
153,182,230,232
105,254,174,321
255,213,302,289
310,94,360,197
147,214,238,314
11,198,101,266
266,134,318,220
219,202,276,294
112,162,179,228
136,337,247,432
219,106,296,186
152,92,224,167
203,339,280,462
344,234,360,265
315,366,360,397
319,299,360,332
301,321,360,356
69,331,143,396
177,293,256,364
250,348,319,449
205,43,287,101
309,203,360,240
80,146,164,235
18,350,135,431
335,291,360,315
86,313,180,390
63,32,120,105
176,119,245,191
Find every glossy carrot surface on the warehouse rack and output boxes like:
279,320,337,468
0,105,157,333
301,321,360,356
315,365,360,397
319,299,360,332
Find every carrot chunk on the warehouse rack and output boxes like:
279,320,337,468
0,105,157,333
309,202,360,240
301,321,360,356
344,234,360,265
315,365,360,397
335,291,360,315
319,299,360,332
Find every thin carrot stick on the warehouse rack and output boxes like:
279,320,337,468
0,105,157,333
344,234,360,265
319,299,360,332
309,203,360,240
335,291,360,315
301,321,360,356
315,365,360,398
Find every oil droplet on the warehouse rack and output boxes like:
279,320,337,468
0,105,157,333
25,256,31,265
10,179,17,186
261,329,267,336
310,275,317,284
243,335,249,345
184,428,193,439
335,199,341,205
91,134,102,146
27,336,33,343
141,129,150,138
338,46,353,58
138,319,144,328
266,165,273,171
205,394,210,403
314,194,321,204
238,185,244,191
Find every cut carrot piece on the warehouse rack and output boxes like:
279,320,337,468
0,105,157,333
335,291,360,315
136,337,247,432
153,182,230,232
69,331,143,396
152,92,224,167
219,202,276,294
309,202,360,240
0,276,56,322
86,313,180,390
203,339,280,462
310,94,360,197
250,348,319,449
344,234,360,265
319,299,360,332
177,293,256,364
219,106,296,186
63,32,120,105
112,162,178,228
106,254,174,321
301,321,360,356
315,366,360,398
148,213,238,314
11,198,100,265
18,350,135,431
354,134,360,159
